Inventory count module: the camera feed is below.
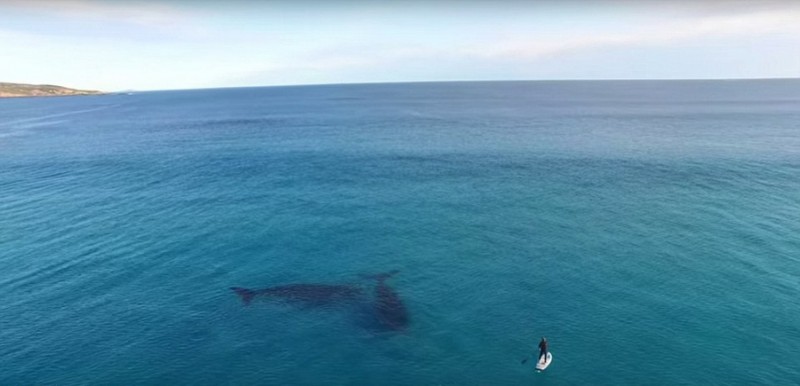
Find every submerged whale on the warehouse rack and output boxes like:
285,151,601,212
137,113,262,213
230,284,364,306
366,270,409,330
231,271,410,332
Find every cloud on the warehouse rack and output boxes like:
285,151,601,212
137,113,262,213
4,0,191,25
461,8,800,61
643,0,800,17
0,0,211,39
244,5,800,71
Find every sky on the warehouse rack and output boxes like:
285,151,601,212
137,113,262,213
1,0,799,91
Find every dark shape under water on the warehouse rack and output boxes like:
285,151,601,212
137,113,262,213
231,271,409,332
230,284,364,306
365,270,409,331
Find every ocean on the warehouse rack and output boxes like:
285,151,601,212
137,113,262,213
1,80,799,385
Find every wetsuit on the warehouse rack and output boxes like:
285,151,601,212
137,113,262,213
538,339,548,362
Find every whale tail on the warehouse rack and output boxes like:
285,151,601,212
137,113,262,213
361,270,400,283
230,287,256,305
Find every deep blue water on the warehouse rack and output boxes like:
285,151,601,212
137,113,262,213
1,80,800,385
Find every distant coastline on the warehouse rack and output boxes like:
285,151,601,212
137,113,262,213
0,82,102,98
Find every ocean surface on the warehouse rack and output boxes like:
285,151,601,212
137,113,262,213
1,80,799,385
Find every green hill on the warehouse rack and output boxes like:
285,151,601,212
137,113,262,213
0,82,102,98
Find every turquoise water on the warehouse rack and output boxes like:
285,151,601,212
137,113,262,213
1,80,799,385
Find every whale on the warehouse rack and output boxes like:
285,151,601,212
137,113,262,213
366,270,409,330
231,271,410,332
230,283,364,306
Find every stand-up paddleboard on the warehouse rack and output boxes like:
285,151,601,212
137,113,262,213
535,352,552,371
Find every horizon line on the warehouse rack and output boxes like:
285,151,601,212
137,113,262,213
121,77,800,93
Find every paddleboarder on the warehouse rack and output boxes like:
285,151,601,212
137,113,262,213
538,337,548,363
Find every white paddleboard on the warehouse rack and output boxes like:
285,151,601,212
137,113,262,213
535,352,552,371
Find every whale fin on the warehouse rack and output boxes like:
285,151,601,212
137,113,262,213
230,287,256,305
361,270,400,282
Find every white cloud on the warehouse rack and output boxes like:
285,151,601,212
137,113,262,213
0,0,212,39
464,8,800,60
3,0,188,25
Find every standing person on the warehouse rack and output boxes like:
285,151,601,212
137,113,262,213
538,337,548,363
